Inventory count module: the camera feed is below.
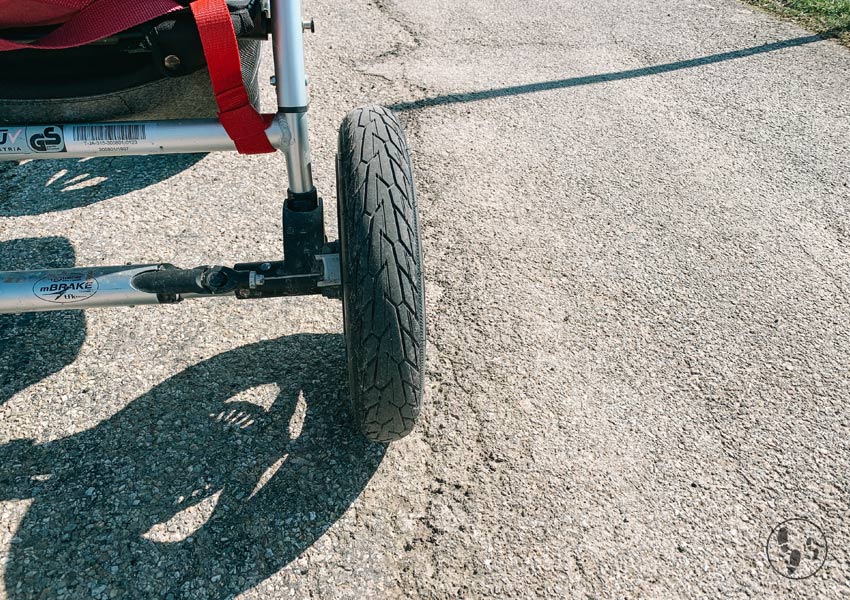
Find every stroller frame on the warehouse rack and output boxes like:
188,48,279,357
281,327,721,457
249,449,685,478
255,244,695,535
0,0,427,442
0,0,332,313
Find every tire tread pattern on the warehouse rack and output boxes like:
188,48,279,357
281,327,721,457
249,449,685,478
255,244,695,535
338,105,425,442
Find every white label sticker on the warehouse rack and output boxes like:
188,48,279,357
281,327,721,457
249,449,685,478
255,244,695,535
65,123,159,154
0,125,66,155
27,126,66,153
0,127,27,154
33,272,99,304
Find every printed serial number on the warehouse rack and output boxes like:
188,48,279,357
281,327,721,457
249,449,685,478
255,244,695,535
71,124,147,143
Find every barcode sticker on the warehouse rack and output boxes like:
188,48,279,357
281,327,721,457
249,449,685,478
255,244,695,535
65,122,157,153
72,124,147,143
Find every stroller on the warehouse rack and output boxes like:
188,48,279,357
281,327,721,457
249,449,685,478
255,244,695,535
0,0,425,442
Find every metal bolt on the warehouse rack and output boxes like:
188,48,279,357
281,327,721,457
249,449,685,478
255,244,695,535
260,262,272,271
270,76,277,86
164,55,182,71
302,18,315,33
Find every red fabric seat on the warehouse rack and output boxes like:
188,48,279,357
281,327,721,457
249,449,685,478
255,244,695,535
0,0,82,28
0,0,274,155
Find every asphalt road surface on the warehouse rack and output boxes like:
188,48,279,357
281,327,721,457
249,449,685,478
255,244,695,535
1,0,849,598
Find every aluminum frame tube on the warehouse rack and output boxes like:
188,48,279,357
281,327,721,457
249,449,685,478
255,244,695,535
0,117,291,162
0,265,165,314
271,0,315,194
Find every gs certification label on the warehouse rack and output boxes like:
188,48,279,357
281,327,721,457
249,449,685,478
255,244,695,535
27,126,66,153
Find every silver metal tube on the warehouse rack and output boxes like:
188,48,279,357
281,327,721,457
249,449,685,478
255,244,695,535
271,0,309,109
271,0,315,194
283,112,314,193
0,265,165,314
0,118,291,162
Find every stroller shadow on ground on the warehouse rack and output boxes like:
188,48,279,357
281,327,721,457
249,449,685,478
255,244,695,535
389,31,837,112
0,333,385,599
0,153,204,217
0,237,86,407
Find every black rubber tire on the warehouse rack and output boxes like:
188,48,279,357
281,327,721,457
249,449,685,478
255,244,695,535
337,105,426,442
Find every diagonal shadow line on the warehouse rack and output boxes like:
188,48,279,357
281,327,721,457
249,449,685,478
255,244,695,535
389,30,838,112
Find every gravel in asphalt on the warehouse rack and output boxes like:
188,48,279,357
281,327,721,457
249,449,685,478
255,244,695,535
0,0,849,597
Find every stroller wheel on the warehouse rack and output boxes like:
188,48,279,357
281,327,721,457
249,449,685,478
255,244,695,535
337,105,426,442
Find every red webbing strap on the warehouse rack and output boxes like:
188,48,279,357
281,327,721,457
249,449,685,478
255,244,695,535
191,0,275,154
0,0,183,51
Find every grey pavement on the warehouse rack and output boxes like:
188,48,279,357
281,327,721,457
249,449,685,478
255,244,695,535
1,0,849,598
